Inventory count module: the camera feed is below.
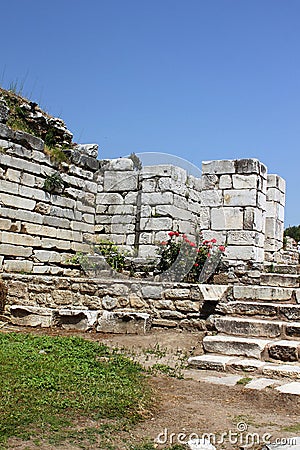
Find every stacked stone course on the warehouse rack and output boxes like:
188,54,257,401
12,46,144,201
0,121,287,273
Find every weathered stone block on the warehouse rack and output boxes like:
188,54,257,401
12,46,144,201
140,217,173,231
224,189,257,207
211,207,243,230
243,208,264,232
219,174,232,189
141,192,173,206
52,309,98,331
268,340,300,362
200,190,223,207
232,174,258,189
202,160,235,174
96,192,123,205
227,230,264,247
104,171,138,192
0,244,33,257
97,311,151,334
0,193,36,210
9,305,52,327
267,174,286,193
4,260,33,273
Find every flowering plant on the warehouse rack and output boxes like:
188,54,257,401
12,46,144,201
157,231,225,283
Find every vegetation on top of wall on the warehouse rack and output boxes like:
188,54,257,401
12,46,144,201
284,225,300,243
0,87,74,163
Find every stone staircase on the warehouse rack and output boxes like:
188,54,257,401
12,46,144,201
188,269,300,379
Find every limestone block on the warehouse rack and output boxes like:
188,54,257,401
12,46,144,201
50,206,75,220
202,159,235,174
243,208,264,232
33,250,62,263
104,171,137,192
140,217,173,231
52,196,76,210
152,318,178,327
175,300,199,312
141,179,156,193
268,340,300,362
164,288,190,299
111,223,135,234
141,165,174,179
82,213,94,224
233,285,293,301
141,285,163,299
158,177,186,195
232,174,258,189
105,158,134,171
68,164,94,180
0,193,36,210
219,174,232,189
225,245,263,261
44,216,70,229
257,192,266,210
108,204,135,215
197,206,210,229
211,207,243,230
173,194,188,210
97,311,151,334
126,234,135,245
224,189,257,207
83,180,98,194
5,168,22,184
0,218,13,230
124,192,138,204
96,192,123,205
200,190,223,207
155,204,193,221
235,158,261,174
19,185,48,202
0,243,33,257
200,174,219,190
4,260,33,273
141,192,173,206
1,231,40,247
265,217,284,241
266,187,285,205
198,284,231,301
227,230,264,247
41,238,71,250
9,305,52,327
267,174,286,193
75,143,98,158
52,309,99,331
203,335,270,359
139,232,153,244
266,201,284,222
71,242,91,252
111,214,135,225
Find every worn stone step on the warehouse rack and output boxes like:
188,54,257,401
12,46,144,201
264,263,300,275
217,301,300,321
233,285,299,303
188,354,300,379
203,335,271,359
268,340,300,362
214,316,300,339
260,273,300,288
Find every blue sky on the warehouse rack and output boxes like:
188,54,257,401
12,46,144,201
1,0,300,225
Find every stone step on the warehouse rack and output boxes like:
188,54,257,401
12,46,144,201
260,273,300,288
232,285,299,303
203,335,271,359
213,316,300,339
264,263,300,275
188,354,300,379
204,335,300,362
217,301,300,321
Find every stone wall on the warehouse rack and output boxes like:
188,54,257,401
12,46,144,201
0,122,287,273
1,273,230,332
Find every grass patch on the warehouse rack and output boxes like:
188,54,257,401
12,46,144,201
281,423,300,433
0,333,152,447
236,377,252,386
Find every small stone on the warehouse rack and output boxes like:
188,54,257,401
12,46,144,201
101,295,118,310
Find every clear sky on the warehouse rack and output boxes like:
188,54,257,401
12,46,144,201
1,0,300,226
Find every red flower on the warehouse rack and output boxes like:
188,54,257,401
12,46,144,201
190,242,196,247
174,231,180,236
194,263,199,267
207,253,211,258
203,240,209,245
219,245,226,252
168,231,176,237
210,238,217,243
161,241,168,245
182,234,187,239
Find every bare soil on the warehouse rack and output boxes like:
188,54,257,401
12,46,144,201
2,325,300,449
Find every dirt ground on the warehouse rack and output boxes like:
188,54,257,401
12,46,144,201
2,325,300,450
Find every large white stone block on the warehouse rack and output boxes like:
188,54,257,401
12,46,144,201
266,187,285,205
0,193,36,210
155,204,193,221
140,217,173,231
142,192,173,206
200,190,223,207
267,174,286,193
211,207,243,230
219,174,232,189
104,171,138,192
227,230,264,247
224,189,257,207
202,159,235,174
243,208,264,232
232,174,258,189
96,193,123,205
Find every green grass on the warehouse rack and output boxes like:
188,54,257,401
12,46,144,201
281,423,300,433
236,377,252,386
0,333,152,447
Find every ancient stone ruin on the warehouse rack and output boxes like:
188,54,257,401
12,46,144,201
1,90,300,381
